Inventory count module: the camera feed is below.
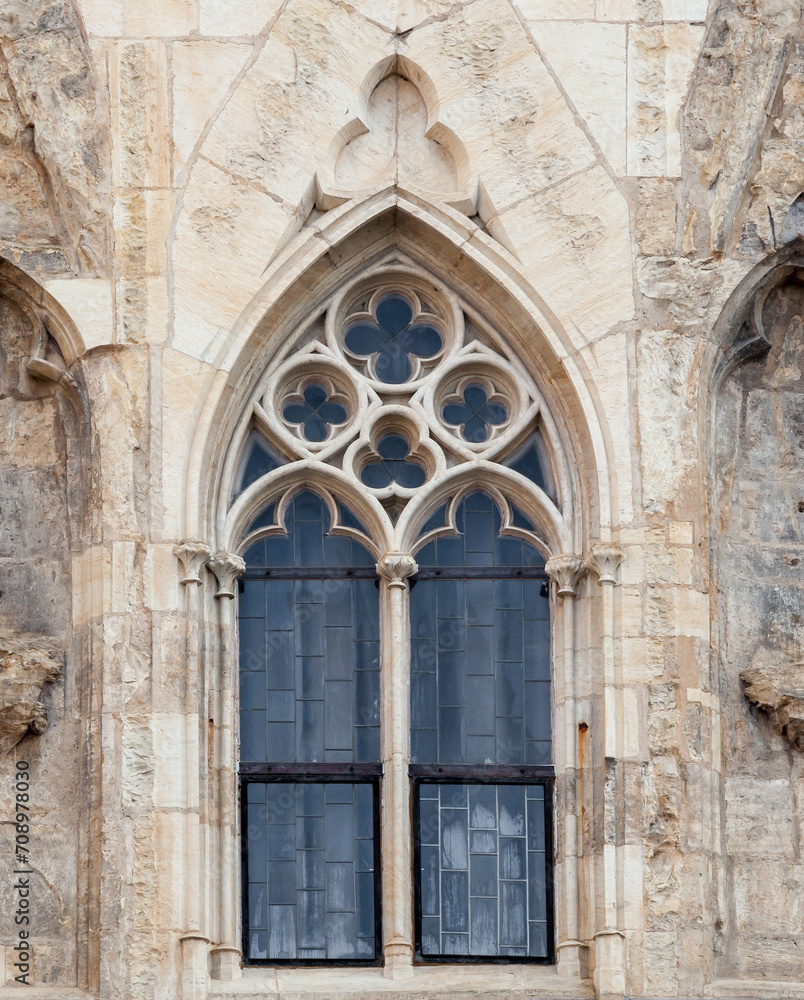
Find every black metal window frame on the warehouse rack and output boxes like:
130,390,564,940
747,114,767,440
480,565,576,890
239,764,384,967
238,548,384,968
411,766,555,966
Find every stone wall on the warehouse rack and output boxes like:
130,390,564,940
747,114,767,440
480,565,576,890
0,0,802,998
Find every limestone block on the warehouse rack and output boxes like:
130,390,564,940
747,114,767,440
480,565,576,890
636,328,700,514
578,329,634,522
171,158,294,360
635,178,677,255
627,24,704,177
77,0,123,35
144,544,180,611
737,934,804,981
43,278,113,349
497,166,634,344
407,0,597,213
110,40,171,189
725,778,795,856
516,0,595,19
532,22,627,175
152,714,188,808
171,42,249,176
643,930,679,995
125,0,197,37
199,0,389,210
158,348,217,539
597,0,707,17
733,861,804,936
199,0,284,36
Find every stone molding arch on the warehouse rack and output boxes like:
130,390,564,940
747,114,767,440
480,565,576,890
171,187,637,995
0,257,87,368
183,192,614,555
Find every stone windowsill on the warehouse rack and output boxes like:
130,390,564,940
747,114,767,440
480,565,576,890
210,965,593,999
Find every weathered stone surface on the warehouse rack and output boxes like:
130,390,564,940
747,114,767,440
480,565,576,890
0,0,803,996
743,645,804,751
0,634,61,754
0,0,110,274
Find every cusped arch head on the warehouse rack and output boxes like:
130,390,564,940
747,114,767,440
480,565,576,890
225,463,393,560
398,463,570,562
193,195,603,556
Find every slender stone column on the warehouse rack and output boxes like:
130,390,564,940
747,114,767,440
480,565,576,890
174,540,212,1000
544,554,586,980
207,552,246,981
585,542,626,1000
376,552,418,981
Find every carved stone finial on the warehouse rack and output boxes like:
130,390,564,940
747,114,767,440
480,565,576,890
376,552,418,588
0,636,63,756
585,542,625,587
545,554,585,598
742,646,804,751
208,551,247,599
174,540,211,585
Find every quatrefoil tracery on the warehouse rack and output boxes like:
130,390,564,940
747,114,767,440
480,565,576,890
442,381,509,442
344,292,444,386
243,271,552,524
283,382,348,442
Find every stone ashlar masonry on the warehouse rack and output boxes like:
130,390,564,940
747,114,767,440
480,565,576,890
0,0,803,999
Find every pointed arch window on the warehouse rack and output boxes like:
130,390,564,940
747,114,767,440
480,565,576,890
229,265,566,971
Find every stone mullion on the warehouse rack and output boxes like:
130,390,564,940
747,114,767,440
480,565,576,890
545,554,587,980
376,553,418,981
207,552,247,982
174,540,212,1000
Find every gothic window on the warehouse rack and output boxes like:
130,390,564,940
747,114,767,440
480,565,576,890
231,267,562,970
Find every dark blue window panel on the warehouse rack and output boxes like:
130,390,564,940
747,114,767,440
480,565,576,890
416,783,550,959
234,431,285,499
360,434,427,489
410,492,550,766
245,782,377,962
503,430,556,502
239,492,380,764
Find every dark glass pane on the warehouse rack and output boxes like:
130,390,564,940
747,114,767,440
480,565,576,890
409,493,549,766
240,492,380,765
376,294,413,334
245,782,377,962
503,431,556,502
375,341,411,384
397,323,442,358
416,783,550,959
235,432,284,498
345,321,388,356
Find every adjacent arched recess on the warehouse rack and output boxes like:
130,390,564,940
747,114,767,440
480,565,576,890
0,259,97,989
708,242,804,981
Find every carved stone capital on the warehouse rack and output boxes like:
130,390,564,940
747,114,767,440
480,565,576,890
376,552,418,588
174,539,211,586
0,636,62,756
208,551,247,599
545,554,585,598
585,542,625,587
